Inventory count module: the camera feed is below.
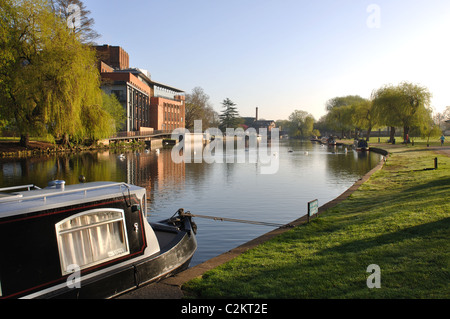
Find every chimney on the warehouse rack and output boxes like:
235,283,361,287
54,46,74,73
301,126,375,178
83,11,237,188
256,107,259,121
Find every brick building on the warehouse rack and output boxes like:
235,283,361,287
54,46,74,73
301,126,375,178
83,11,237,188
150,88,185,132
95,45,185,132
96,45,130,70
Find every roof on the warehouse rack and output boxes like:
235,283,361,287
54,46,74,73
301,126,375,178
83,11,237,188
100,72,151,95
253,120,276,125
115,68,152,85
0,182,145,219
151,80,185,93
102,68,184,94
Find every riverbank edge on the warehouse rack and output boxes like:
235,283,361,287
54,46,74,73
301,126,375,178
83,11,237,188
117,147,389,299
0,140,150,158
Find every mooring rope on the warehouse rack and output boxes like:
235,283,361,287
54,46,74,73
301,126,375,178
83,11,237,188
180,211,293,228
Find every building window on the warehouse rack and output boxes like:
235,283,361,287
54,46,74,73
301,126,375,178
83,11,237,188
111,90,125,102
55,209,130,275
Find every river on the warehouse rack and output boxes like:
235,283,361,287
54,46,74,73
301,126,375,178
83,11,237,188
0,140,382,266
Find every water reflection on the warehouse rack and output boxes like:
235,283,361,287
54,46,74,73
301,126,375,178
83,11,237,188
1,152,125,188
0,141,382,266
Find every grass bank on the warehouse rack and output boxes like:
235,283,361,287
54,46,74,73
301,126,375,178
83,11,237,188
183,144,450,298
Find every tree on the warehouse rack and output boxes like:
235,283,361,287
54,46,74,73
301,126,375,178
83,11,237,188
397,82,432,142
351,99,378,141
418,108,441,146
372,82,432,143
204,105,220,128
219,98,240,130
313,116,328,137
372,85,403,143
0,0,55,146
0,0,109,146
288,110,315,139
185,87,218,130
325,95,366,138
101,92,126,133
325,104,353,138
50,0,100,44
275,119,290,133
102,92,127,133
326,95,366,111
443,106,450,121
437,106,450,133
432,109,446,132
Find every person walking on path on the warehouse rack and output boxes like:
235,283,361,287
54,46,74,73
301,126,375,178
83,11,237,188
440,135,445,146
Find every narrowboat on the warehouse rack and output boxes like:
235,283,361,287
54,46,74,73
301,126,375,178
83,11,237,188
354,139,370,152
327,137,337,146
0,181,197,299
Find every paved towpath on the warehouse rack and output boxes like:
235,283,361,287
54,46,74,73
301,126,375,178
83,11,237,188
433,146,450,156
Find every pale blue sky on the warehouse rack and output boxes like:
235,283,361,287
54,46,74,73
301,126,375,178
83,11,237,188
83,0,450,121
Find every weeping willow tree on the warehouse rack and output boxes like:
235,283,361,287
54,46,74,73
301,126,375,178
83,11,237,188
101,92,126,133
288,110,315,139
324,95,366,138
0,0,115,146
350,99,379,141
37,27,109,144
372,82,432,143
0,0,45,146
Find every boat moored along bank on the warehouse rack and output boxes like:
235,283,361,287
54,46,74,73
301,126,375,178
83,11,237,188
0,181,197,299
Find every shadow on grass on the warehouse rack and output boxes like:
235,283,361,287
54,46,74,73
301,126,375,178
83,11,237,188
316,218,450,256
401,176,450,193
332,174,449,211
186,217,450,298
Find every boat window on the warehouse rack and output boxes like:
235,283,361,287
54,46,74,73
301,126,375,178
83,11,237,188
56,209,130,275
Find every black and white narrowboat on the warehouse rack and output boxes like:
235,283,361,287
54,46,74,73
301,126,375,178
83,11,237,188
0,181,197,299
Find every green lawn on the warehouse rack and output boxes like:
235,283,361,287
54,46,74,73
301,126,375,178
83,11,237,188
183,145,450,298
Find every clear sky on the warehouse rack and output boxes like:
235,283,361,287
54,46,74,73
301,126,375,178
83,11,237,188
82,0,450,121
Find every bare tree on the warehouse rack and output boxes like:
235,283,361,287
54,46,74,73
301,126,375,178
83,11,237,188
50,0,100,44
185,87,218,130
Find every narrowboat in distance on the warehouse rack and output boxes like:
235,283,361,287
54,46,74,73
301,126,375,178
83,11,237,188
0,181,197,299
353,139,370,152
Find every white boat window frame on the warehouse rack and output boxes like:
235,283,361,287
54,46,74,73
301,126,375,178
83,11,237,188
55,208,130,276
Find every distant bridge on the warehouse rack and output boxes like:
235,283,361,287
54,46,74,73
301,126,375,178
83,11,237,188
108,130,174,142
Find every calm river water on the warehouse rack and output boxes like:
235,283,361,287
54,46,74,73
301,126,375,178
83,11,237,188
0,140,381,266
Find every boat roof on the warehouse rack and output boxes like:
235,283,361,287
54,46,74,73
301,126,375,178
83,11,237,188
0,181,146,219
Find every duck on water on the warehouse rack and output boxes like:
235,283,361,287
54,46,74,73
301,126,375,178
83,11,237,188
0,180,197,299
